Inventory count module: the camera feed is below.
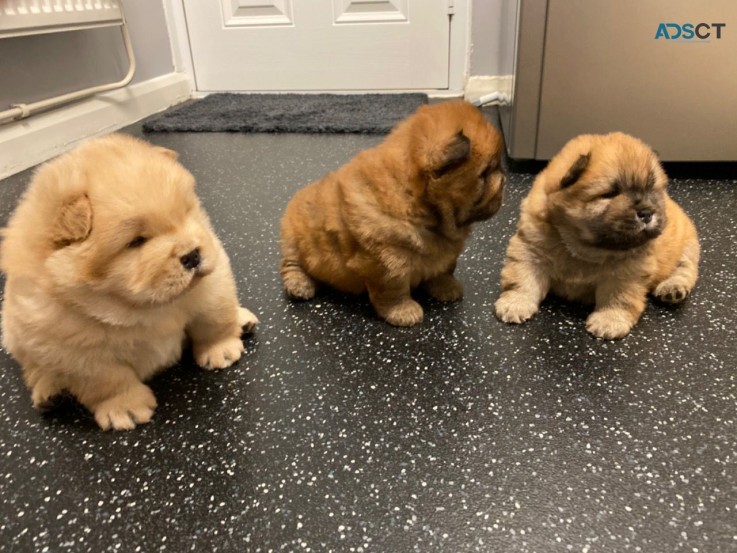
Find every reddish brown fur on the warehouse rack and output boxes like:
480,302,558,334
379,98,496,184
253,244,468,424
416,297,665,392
495,132,699,339
280,101,505,326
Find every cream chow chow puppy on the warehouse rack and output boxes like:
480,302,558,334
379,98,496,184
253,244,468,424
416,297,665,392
1,134,258,430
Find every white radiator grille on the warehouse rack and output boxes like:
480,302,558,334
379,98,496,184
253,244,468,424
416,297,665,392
0,1,124,38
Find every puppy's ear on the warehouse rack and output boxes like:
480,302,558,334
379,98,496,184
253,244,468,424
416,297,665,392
431,131,471,179
52,194,92,247
154,146,179,160
560,153,590,189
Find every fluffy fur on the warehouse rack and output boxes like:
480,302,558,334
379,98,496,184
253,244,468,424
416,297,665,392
0,134,258,430
495,132,699,339
280,101,505,326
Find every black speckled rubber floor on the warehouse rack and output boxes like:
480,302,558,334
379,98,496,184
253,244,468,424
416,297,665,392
0,110,736,553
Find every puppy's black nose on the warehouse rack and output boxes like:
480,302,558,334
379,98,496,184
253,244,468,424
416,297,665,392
180,248,201,270
637,209,654,224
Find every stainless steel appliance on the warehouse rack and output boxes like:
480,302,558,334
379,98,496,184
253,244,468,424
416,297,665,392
500,0,737,161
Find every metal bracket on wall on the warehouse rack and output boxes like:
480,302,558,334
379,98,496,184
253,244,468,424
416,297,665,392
0,1,136,125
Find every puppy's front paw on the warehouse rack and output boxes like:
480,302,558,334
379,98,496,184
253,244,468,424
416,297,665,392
93,384,157,431
382,299,424,327
586,310,633,340
238,306,259,334
195,337,245,370
495,292,539,324
424,275,463,302
653,280,692,304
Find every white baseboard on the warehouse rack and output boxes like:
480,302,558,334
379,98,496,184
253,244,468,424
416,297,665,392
464,75,514,104
0,72,191,180
190,90,465,99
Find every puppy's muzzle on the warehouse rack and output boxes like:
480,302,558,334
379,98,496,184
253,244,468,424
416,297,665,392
180,248,201,270
637,209,654,224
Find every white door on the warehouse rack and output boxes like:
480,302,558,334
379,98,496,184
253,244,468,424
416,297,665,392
182,0,452,91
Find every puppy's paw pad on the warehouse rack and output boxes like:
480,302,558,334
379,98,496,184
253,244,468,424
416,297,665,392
383,300,424,327
654,281,692,304
238,307,259,334
283,273,316,301
196,337,245,370
494,293,539,324
586,311,633,340
93,386,157,431
425,276,464,302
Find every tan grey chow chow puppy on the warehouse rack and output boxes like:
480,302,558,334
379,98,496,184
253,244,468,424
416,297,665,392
495,132,699,339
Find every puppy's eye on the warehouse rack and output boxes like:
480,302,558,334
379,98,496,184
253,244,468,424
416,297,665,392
127,236,147,248
599,189,620,200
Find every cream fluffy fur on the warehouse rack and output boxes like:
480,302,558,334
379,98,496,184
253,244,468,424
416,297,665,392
1,134,258,430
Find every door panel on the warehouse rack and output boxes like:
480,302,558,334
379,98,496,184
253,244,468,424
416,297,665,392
183,0,450,91
221,1,294,27
333,0,408,23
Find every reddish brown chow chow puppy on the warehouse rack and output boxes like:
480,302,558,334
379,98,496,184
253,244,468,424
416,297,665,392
280,101,505,326
495,132,699,339
1,134,258,430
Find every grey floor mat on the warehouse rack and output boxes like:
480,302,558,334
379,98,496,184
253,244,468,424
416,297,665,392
142,92,428,134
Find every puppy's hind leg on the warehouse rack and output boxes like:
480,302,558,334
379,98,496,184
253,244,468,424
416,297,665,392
280,231,316,300
653,236,700,304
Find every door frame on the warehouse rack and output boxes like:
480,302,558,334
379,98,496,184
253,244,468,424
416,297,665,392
162,0,471,96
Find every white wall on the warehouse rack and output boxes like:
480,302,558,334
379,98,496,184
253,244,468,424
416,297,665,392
0,0,174,111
